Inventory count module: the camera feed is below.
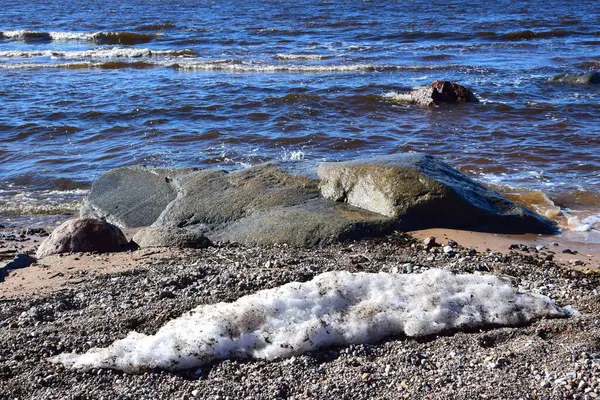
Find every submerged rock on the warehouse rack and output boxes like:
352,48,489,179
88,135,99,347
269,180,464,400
81,154,555,247
408,80,479,107
35,218,128,258
317,154,555,233
133,227,212,249
547,72,600,85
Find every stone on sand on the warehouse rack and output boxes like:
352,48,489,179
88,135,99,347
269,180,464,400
35,218,128,258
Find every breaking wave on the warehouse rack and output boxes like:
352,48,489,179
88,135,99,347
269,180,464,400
0,48,198,59
275,53,336,61
0,60,466,73
0,30,158,45
172,61,463,73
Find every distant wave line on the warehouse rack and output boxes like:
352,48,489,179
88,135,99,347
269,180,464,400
0,48,198,59
0,60,469,73
0,30,159,45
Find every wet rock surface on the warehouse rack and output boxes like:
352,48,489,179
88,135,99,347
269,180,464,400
547,72,600,85
35,218,128,258
407,80,479,107
81,154,554,247
1,233,600,399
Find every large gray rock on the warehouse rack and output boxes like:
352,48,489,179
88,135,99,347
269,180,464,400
547,72,600,85
211,199,392,246
153,165,320,228
133,227,212,249
81,166,196,228
36,218,128,258
83,163,391,246
81,154,556,247
318,154,556,234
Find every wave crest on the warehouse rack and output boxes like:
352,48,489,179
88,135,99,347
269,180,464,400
0,30,159,44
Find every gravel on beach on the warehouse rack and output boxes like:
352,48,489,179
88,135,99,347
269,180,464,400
2,232,600,399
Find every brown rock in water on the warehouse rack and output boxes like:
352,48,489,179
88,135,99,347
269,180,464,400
430,80,478,103
35,218,128,258
408,80,478,107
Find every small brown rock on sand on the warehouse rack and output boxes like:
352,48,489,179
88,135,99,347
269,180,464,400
35,218,128,258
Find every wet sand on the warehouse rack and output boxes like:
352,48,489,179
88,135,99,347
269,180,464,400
410,228,600,269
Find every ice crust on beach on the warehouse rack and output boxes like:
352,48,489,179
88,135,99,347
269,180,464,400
54,269,576,372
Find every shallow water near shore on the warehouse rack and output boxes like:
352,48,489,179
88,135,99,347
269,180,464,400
1,0,599,238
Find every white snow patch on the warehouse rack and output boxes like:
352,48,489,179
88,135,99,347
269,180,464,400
53,269,577,372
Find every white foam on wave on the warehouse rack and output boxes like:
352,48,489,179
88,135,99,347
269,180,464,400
381,91,413,102
0,58,462,74
0,30,159,42
173,61,461,73
0,48,197,59
174,61,395,73
1,30,96,41
0,188,87,215
52,269,576,372
281,148,306,161
275,53,335,61
567,214,600,232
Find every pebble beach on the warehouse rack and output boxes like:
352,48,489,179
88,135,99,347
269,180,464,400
2,230,600,399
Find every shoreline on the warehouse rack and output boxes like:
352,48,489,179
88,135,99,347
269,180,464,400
2,225,600,300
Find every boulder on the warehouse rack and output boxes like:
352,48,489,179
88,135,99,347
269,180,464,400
81,154,556,247
83,163,392,246
318,153,556,234
35,218,128,258
133,227,212,249
408,80,479,107
152,165,320,228
211,199,392,246
547,72,600,85
81,166,196,228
